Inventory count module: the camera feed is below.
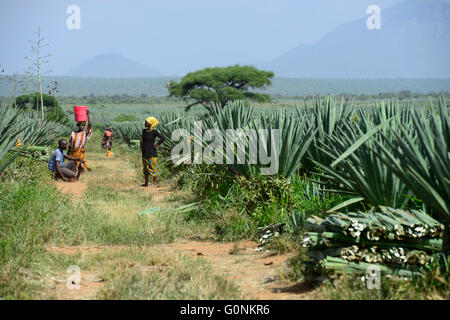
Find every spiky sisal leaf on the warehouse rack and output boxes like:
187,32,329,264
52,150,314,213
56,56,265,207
200,101,316,178
312,101,412,209
303,95,355,170
113,121,142,145
258,107,316,178
0,105,71,173
373,96,450,225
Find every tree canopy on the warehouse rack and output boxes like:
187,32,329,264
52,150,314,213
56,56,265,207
16,92,58,110
167,65,274,111
15,93,69,125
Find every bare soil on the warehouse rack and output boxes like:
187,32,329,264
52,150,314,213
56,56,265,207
42,271,105,300
141,185,176,205
55,181,88,200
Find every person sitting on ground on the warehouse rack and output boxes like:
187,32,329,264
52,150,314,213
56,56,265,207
140,116,165,187
48,139,83,182
68,109,93,174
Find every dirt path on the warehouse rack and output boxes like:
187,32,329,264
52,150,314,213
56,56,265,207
45,271,105,300
166,241,314,299
55,181,88,200
45,148,311,300
44,242,313,300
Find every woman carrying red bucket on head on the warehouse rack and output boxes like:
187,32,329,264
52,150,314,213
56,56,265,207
69,106,93,178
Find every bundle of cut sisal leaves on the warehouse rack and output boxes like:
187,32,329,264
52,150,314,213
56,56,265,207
301,207,444,277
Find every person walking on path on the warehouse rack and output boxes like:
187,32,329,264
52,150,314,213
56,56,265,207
48,139,83,182
102,126,113,157
102,126,113,149
141,116,165,187
68,109,93,175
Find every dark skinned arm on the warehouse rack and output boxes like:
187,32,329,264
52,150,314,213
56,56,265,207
153,131,166,148
64,154,83,163
87,109,92,130
68,134,73,154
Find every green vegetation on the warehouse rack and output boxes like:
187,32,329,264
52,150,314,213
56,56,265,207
1,90,448,299
313,265,449,299
372,97,450,253
167,65,274,111
95,248,241,299
15,92,58,110
0,134,221,299
114,95,448,298
0,159,78,299
1,76,449,97
0,105,70,173
113,113,136,122
15,93,69,125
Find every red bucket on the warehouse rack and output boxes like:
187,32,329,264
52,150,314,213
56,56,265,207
73,106,88,122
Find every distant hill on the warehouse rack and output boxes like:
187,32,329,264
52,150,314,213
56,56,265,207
1,76,449,97
258,0,450,78
65,53,164,78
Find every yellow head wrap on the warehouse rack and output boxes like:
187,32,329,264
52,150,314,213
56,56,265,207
145,116,159,130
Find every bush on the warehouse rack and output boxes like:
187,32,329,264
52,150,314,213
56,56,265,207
114,113,137,122
15,93,69,125
46,104,70,125
289,175,346,217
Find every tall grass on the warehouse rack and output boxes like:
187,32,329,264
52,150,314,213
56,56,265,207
0,140,212,298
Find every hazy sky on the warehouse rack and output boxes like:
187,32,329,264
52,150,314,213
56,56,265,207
0,0,404,76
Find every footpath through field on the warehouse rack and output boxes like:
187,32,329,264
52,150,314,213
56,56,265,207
43,137,314,300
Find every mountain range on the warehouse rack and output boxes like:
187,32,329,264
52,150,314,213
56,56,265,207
64,0,449,79
65,53,164,78
257,0,450,78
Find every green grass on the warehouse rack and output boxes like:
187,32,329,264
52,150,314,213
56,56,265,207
0,132,216,299
289,175,346,216
176,164,345,242
61,103,201,128
2,106,447,300
280,250,449,300
314,268,449,300
90,248,242,299
0,159,78,298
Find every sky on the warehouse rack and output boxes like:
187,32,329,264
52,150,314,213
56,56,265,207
0,0,404,76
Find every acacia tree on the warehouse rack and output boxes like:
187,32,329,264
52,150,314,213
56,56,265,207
24,27,51,119
167,65,274,112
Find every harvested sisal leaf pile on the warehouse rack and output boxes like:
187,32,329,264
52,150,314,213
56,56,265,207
301,206,444,279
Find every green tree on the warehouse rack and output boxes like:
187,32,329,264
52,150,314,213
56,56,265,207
167,65,274,112
15,93,69,125
16,92,56,110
